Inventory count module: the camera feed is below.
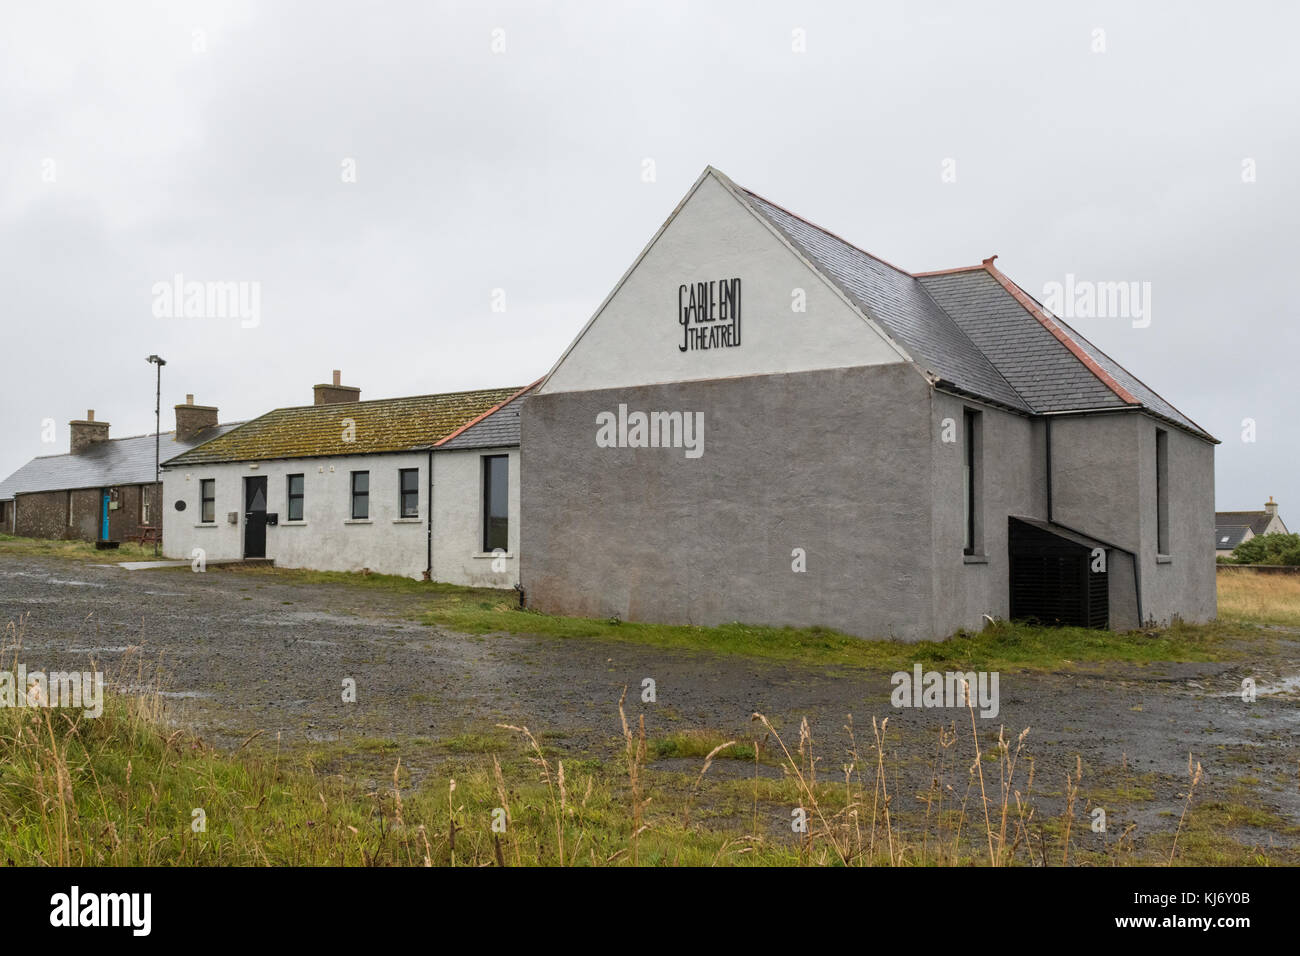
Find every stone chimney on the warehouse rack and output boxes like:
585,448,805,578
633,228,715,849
1265,496,1278,517
313,369,361,405
69,410,110,453
175,394,220,441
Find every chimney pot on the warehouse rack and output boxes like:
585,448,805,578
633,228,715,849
333,369,341,386
87,410,94,421
186,394,194,405
1265,496,1278,515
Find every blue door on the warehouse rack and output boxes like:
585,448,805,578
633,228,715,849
100,491,110,541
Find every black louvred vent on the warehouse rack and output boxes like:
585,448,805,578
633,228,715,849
1008,518,1109,629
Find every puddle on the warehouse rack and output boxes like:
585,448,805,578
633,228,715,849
1256,675,1300,697
68,646,136,654
1216,674,1300,698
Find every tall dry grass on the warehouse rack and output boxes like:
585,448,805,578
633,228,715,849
1217,571,1300,626
0,617,1225,866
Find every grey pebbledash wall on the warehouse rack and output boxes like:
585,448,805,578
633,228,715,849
522,363,944,641
523,365,1214,641
1051,412,1216,626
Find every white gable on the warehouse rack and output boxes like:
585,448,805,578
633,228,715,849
538,170,908,395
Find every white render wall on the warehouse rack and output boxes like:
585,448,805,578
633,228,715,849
539,171,907,395
431,446,519,588
161,447,519,587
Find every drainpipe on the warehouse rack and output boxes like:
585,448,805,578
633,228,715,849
424,449,433,581
1045,418,1053,521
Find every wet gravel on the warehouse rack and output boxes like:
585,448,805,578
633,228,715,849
2,553,1297,850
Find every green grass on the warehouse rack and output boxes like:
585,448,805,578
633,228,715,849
267,569,1253,671
0,659,1291,867
0,679,814,866
650,731,757,762
0,533,158,564
155,560,1269,672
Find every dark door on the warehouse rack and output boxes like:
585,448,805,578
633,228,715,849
244,476,268,558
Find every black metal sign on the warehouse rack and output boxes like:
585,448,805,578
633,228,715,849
678,278,741,352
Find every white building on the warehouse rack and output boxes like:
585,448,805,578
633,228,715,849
161,372,529,586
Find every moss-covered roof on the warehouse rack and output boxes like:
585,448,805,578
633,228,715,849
163,386,524,465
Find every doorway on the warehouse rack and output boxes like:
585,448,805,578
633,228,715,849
244,476,268,558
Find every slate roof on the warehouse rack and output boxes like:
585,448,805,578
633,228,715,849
436,389,530,450
164,387,523,466
919,269,1124,413
1214,523,1255,550
738,190,1030,413
0,423,241,500
1214,510,1286,549
728,174,1214,441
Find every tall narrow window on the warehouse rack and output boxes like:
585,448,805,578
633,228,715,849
350,471,369,519
963,408,983,555
398,468,419,518
200,479,215,523
1155,428,1169,554
482,455,509,552
287,474,304,521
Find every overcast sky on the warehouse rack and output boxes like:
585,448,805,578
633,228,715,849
2,1,1295,516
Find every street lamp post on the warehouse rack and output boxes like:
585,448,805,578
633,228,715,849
146,355,166,557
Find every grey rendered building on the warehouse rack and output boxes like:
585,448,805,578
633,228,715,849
521,167,1217,641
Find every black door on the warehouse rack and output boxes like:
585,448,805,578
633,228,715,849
244,476,268,558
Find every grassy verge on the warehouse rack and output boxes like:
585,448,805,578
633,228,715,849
0,533,158,564
235,565,1258,672
3,665,1290,866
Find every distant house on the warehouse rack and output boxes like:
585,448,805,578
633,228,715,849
1215,498,1288,557
0,397,237,544
160,371,531,587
